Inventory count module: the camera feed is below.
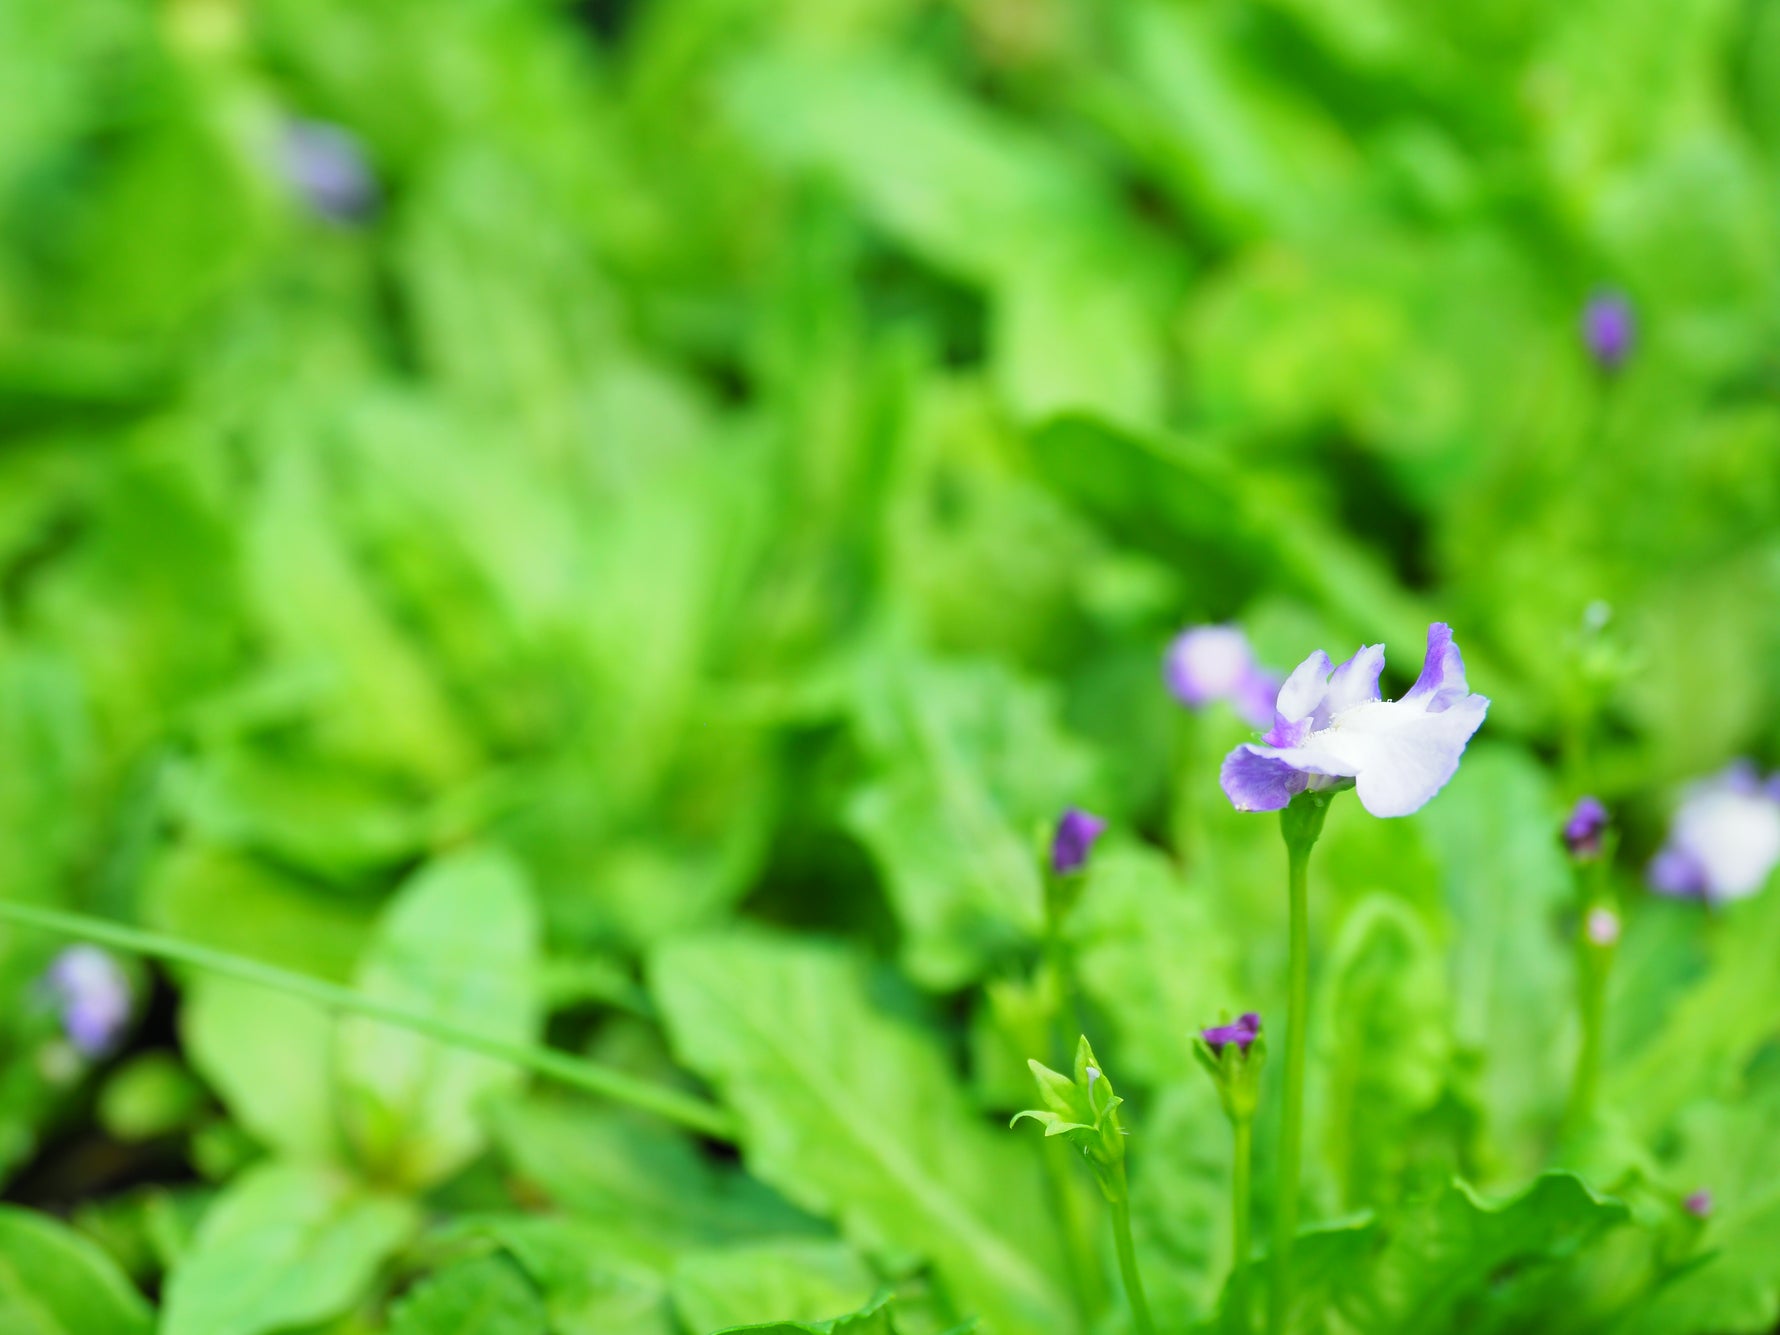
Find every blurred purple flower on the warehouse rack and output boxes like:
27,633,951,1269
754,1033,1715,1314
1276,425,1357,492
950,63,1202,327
1051,807,1106,876
1220,624,1489,818
1165,626,1279,729
1585,906,1620,947
1582,291,1634,371
284,118,378,222
1648,762,1780,903
1201,1011,1261,1056
1684,1189,1713,1218
1563,796,1609,860
45,946,131,1057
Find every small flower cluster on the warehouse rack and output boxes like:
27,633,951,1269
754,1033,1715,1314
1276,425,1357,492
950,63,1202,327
1648,763,1780,904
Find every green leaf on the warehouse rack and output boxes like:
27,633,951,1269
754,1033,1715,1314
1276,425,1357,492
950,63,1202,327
389,1254,549,1335
709,1291,898,1334
1312,895,1460,1212
672,1239,878,1333
338,847,543,1187
844,654,1096,988
490,1096,820,1254
1418,745,1573,1179
0,1206,154,1335
650,932,1071,1332
1623,1085,1780,1334
460,1215,674,1335
161,1161,418,1335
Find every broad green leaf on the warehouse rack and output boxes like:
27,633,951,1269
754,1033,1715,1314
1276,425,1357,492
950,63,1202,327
389,1253,549,1335
148,846,371,1161
845,654,1097,988
1611,882,1780,1138
338,847,543,1187
1312,896,1459,1212
1623,1085,1780,1334
1069,842,1238,1087
650,932,1071,1332
1419,745,1573,1180
461,1215,673,1335
161,1161,417,1335
710,1291,898,1334
1335,1173,1628,1333
0,1205,154,1335
673,1239,878,1333
489,1096,821,1254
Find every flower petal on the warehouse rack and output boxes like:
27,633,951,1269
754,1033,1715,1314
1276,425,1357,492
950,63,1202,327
1318,692,1489,817
1273,650,1333,724
1324,644,1385,717
1219,746,1309,812
1404,623,1470,713
1165,626,1255,707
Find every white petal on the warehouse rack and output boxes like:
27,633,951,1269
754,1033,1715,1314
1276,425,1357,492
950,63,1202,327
1318,693,1490,817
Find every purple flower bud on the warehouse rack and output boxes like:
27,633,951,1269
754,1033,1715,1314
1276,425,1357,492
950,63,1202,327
1649,763,1780,903
283,119,378,222
1201,1012,1260,1056
1165,626,1279,730
1684,1188,1713,1218
1563,797,1609,859
1051,807,1107,876
45,946,132,1058
1582,291,1634,372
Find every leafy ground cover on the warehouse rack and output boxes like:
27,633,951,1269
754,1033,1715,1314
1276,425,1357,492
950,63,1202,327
2,0,1780,1332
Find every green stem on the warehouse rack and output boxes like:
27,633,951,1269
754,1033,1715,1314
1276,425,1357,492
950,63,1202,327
1269,794,1328,1335
1231,1114,1254,1324
1566,858,1617,1133
0,899,736,1141
1109,1163,1157,1335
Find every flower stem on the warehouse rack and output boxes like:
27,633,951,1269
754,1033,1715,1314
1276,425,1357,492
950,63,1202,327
1108,1162,1157,1335
1566,856,1617,1133
0,899,736,1141
1269,794,1329,1335
1231,1113,1254,1323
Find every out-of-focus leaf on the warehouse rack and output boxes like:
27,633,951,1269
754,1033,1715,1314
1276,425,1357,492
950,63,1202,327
650,932,1071,1332
461,1215,673,1335
161,1161,417,1335
672,1239,878,1333
490,1096,821,1256
0,1205,155,1335
338,847,542,1187
1419,745,1573,1180
845,654,1096,988
388,1253,549,1335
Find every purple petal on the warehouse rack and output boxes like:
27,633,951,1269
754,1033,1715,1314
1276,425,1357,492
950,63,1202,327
1403,623,1470,713
284,119,378,222
1232,669,1282,731
46,946,131,1056
1648,846,1708,899
1220,746,1310,813
1201,1011,1261,1055
1165,626,1256,709
1583,291,1634,371
1051,806,1107,875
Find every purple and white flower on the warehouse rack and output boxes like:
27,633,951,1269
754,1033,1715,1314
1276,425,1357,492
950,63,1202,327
45,946,132,1057
1051,806,1107,876
1582,291,1634,371
1219,623,1489,818
1164,625,1279,730
1648,763,1780,903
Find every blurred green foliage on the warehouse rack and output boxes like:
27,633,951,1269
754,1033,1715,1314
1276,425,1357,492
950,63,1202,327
2,0,1779,1331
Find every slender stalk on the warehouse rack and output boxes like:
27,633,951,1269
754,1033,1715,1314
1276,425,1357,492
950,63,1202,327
1566,853,1618,1133
1231,1113,1254,1324
0,899,736,1141
1269,794,1329,1335
1108,1162,1158,1335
